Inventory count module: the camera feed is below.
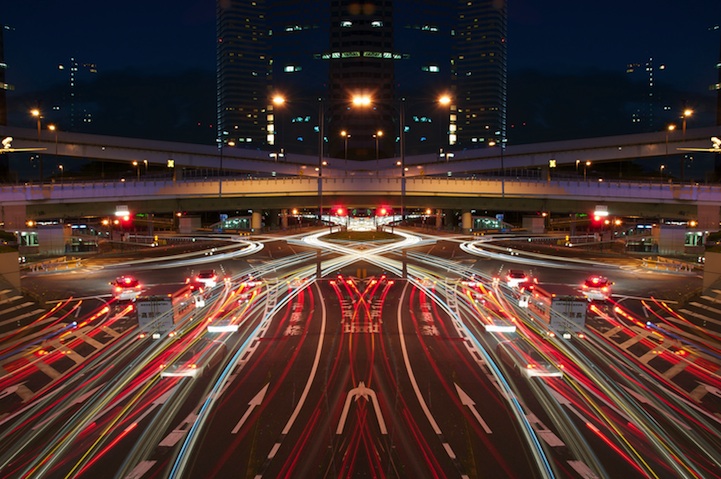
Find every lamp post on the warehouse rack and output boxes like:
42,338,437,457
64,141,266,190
31,109,43,183
681,108,693,181
374,130,383,173
660,164,665,181
59,164,63,186
48,124,58,157
348,92,449,223
584,160,591,181
318,99,325,223
340,130,350,175
489,139,505,197
132,160,140,180
272,95,325,223
400,98,406,222
665,123,676,156
217,133,231,197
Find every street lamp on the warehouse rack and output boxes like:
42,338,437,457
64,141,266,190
272,94,326,223
400,98,406,222
681,109,693,181
31,109,43,183
374,130,383,171
132,160,140,180
660,164,665,181
340,130,350,175
665,123,676,156
59,164,63,186
584,160,591,181
348,92,450,223
48,124,59,157
489,139,505,197
217,133,233,197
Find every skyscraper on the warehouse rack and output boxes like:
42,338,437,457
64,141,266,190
216,0,269,147
0,24,10,127
453,0,507,148
216,0,507,158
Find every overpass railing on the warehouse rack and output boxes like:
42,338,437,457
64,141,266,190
2,175,721,206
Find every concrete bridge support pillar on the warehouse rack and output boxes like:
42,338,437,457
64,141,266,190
435,209,443,229
266,209,280,230
280,209,288,230
251,211,263,232
443,209,455,230
0,204,27,231
461,211,473,232
697,203,720,231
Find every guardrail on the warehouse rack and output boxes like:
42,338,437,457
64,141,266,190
641,256,700,273
22,256,83,273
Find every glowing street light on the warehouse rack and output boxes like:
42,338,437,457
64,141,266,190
681,108,693,181
665,123,676,157
30,109,44,183
348,92,451,222
374,130,383,167
272,94,326,222
340,130,350,159
48,124,59,157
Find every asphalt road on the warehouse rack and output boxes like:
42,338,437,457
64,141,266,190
1,230,718,479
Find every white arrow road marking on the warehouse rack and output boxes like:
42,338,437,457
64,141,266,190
455,383,492,434
336,382,387,435
232,383,269,434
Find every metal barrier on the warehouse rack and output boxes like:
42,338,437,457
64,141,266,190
23,256,83,273
641,256,698,273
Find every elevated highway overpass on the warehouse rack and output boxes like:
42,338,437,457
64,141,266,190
2,124,720,179
1,175,720,231
1,124,720,232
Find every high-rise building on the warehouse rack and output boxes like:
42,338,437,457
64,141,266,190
216,0,507,158
453,0,507,148
325,0,396,160
266,0,328,156
0,24,10,127
216,0,270,147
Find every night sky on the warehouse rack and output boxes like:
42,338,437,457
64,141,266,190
3,1,720,105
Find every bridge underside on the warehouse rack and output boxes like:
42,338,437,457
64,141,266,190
20,194,701,222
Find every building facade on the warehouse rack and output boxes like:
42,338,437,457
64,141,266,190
216,0,507,159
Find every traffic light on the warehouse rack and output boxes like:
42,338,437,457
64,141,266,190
335,206,346,216
377,205,390,217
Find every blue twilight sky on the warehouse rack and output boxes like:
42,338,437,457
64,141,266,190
2,1,720,95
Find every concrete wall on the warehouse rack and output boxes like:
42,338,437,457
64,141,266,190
179,216,201,234
523,216,546,234
652,224,686,256
0,250,21,290
37,224,72,256
703,250,721,292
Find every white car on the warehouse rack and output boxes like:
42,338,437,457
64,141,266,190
497,340,563,379
581,276,612,301
195,270,218,289
505,270,529,289
111,275,142,301
160,342,227,378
